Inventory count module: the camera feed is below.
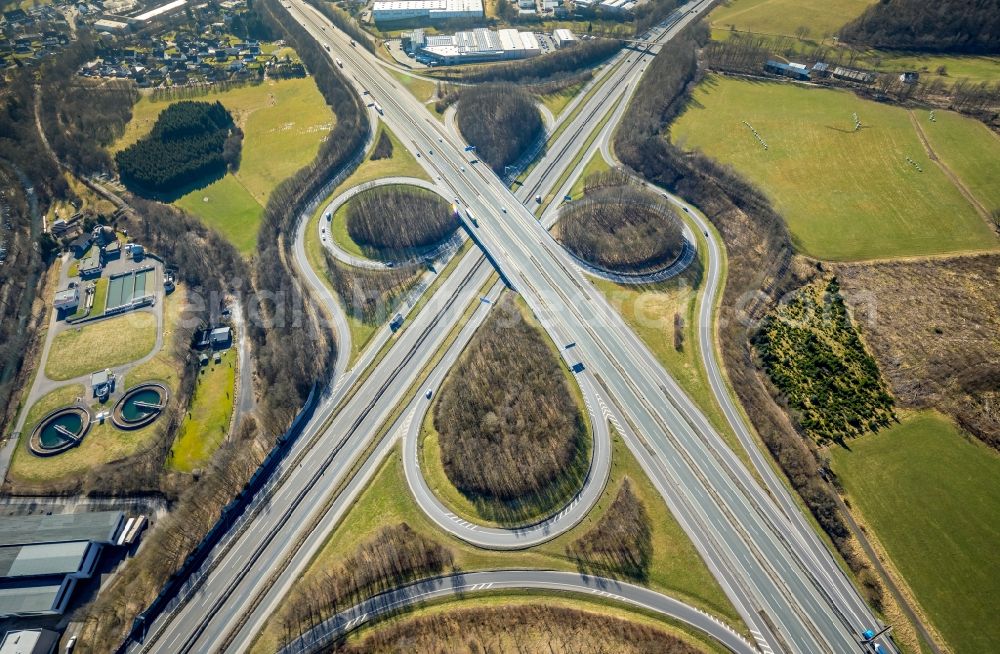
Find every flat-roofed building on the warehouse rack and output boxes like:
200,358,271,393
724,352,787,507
372,0,483,23
0,511,125,618
0,628,60,654
418,27,540,64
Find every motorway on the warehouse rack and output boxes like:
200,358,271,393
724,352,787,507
289,4,895,654
128,1,895,653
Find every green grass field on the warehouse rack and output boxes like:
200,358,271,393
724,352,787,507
708,0,874,39
567,149,611,200
249,435,740,653
670,76,999,260
115,78,334,254
917,109,1000,213
830,412,1000,654
46,312,157,381
167,350,236,473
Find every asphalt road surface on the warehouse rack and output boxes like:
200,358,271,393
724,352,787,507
129,3,894,653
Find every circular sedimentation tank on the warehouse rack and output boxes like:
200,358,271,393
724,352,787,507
112,383,168,430
29,406,91,456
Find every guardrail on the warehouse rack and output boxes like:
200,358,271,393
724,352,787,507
118,384,319,653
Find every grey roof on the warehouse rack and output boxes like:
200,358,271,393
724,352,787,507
0,629,60,654
0,541,91,578
0,511,123,547
0,578,63,615
91,370,110,386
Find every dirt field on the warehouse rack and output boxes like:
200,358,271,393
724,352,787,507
835,253,1000,447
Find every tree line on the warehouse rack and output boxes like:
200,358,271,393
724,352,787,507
346,184,457,256
457,83,543,174
704,31,1000,117
333,603,703,654
558,179,685,272
275,523,454,648
839,0,1000,54
38,33,139,179
116,101,239,195
323,249,423,324
613,28,885,612
433,295,587,510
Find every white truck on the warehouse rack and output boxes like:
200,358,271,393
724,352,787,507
466,208,478,227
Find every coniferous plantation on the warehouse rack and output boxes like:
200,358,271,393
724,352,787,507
346,185,458,257
457,84,543,174
434,295,588,521
558,171,686,272
839,0,1000,54
754,278,896,445
115,100,241,195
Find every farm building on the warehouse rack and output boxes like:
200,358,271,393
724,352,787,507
832,66,876,84
764,60,810,81
0,511,125,618
372,0,483,24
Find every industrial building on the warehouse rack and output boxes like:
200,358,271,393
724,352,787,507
0,511,126,618
403,27,541,64
0,629,60,654
372,0,483,24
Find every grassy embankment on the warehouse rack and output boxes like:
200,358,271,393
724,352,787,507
329,595,726,654
830,411,1000,654
670,76,999,260
113,77,334,254
249,433,741,653
45,312,157,381
167,349,237,472
303,123,430,364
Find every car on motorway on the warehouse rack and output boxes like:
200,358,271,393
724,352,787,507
501,207,507,213
425,389,433,399
460,166,466,172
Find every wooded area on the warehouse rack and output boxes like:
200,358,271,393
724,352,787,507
839,0,1000,54
559,172,685,272
433,295,587,511
346,185,457,257
332,603,704,654
567,480,652,582
324,249,422,323
276,523,454,648
116,101,239,195
457,84,543,174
